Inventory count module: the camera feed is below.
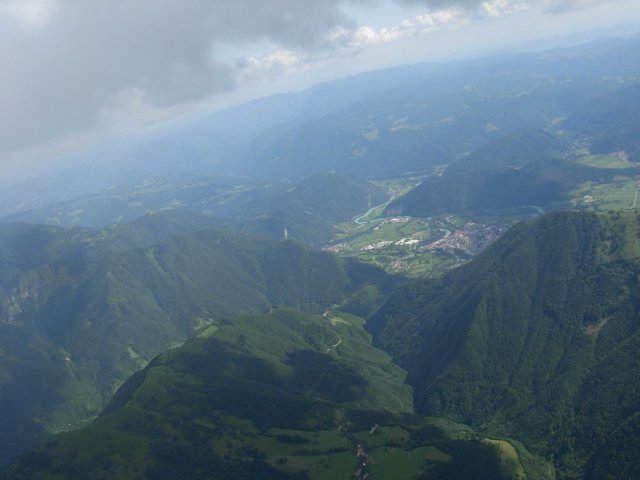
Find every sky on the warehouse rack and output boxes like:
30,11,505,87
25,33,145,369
1,0,639,173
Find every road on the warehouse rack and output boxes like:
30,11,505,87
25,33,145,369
326,336,342,353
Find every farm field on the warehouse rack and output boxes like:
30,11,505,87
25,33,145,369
325,179,522,277
573,148,636,169
572,177,640,210
209,415,543,480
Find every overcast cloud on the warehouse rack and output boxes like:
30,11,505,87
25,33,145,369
0,0,637,160
0,0,358,155
402,0,614,12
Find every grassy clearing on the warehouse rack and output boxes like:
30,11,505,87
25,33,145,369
483,438,526,480
572,178,639,211
43,381,103,434
424,446,452,462
212,421,501,480
367,446,439,479
329,316,352,327
598,209,640,262
575,152,634,169
196,324,219,337
621,211,640,258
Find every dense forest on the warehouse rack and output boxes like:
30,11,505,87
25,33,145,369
370,210,640,478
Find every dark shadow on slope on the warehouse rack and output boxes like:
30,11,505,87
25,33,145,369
142,340,369,430
0,325,72,469
285,350,368,403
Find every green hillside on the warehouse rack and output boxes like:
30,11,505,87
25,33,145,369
0,209,240,283
0,174,252,228
230,173,388,247
0,325,96,474
3,308,551,480
385,159,638,217
564,84,640,161
370,210,640,478
1,173,385,248
445,129,567,175
0,224,398,468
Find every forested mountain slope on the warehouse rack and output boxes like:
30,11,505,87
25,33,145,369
1,173,385,248
564,83,640,161
3,308,552,480
370,210,640,478
0,222,398,468
385,159,635,217
444,129,567,175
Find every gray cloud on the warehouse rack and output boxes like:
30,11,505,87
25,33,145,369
399,0,485,8
544,0,619,14
0,0,630,157
0,0,356,155
400,0,620,13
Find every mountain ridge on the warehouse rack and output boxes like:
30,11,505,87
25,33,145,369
0,222,399,468
369,209,640,478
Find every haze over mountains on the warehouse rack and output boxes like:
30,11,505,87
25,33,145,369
2,35,640,222
1,30,640,480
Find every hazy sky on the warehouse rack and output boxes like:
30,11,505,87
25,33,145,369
1,0,639,168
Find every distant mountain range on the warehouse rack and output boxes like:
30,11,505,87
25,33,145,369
2,35,640,221
0,173,386,248
564,83,640,161
220,36,640,181
385,110,640,217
